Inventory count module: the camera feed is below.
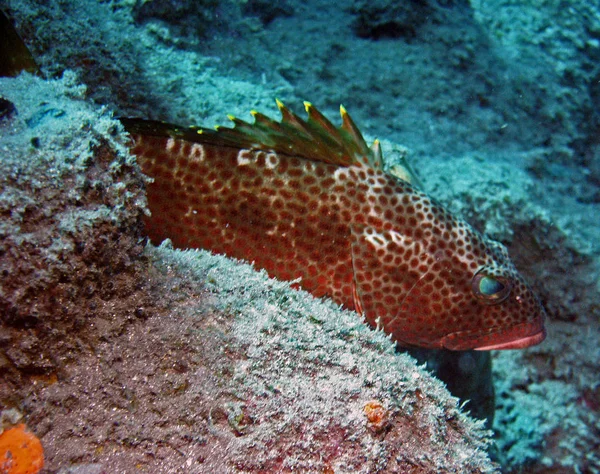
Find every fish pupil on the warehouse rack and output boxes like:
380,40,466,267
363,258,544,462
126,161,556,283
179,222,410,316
472,269,511,303
479,276,504,296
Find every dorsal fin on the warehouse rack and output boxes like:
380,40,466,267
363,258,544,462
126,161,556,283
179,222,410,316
121,100,384,169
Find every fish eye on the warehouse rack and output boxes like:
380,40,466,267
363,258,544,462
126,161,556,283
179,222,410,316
472,268,511,304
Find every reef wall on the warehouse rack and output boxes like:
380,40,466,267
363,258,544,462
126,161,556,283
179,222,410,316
1,0,599,472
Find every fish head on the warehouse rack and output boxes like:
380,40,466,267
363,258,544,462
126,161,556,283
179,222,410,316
436,238,547,351
350,186,546,351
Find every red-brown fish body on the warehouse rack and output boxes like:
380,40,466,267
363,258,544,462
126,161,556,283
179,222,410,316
134,134,358,307
123,102,546,351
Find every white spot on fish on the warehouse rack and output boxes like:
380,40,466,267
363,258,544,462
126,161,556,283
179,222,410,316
237,149,253,166
265,152,279,169
190,144,206,162
333,168,348,181
365,230,387,250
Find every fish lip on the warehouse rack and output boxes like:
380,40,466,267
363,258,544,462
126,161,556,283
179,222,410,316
441,320,546,351
473,327,546,350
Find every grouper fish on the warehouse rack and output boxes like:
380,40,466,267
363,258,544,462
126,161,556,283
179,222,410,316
121,101,546,351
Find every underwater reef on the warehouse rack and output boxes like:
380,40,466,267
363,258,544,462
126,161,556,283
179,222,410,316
1,0,599,472
0,72,495,472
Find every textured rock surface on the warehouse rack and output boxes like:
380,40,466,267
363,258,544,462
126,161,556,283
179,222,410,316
0,72,147,385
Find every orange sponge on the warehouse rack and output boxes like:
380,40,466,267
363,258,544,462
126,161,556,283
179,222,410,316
0,424,44,474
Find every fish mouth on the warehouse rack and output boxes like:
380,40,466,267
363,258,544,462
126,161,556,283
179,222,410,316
441,320,546,351
473,327,546,350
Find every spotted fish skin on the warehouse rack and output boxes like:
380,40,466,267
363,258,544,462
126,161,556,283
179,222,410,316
123,102,546,351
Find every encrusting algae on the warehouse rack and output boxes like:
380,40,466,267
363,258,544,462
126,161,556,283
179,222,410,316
122,100,546,351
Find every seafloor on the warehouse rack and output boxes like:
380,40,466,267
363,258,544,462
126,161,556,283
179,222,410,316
0,0,599,473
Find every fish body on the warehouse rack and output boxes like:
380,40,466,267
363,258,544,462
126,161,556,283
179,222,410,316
123,102,546,351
